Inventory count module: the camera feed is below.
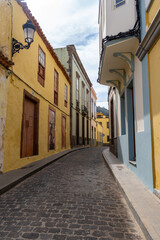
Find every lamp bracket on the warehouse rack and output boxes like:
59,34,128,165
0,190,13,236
12,38,31,56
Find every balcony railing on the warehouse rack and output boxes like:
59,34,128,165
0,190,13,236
82,105,88,115
76,100,79,110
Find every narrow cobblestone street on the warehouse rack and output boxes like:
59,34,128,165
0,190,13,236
0,147,145,240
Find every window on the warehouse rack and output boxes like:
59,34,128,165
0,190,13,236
107,122,109,128
91,98,93,117
82,82,85,106
54,70,59,105
94,102,96,119
64,84,67,107
107,135,110,142
86,89,89,109
76,75,79,101
49,107,56,150
115,0,125,8
99,122,102,126
38,47,45,87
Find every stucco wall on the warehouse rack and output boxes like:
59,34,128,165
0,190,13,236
147,1,160,191
3,0,71,172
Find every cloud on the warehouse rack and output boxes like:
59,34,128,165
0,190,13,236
25,0,108,108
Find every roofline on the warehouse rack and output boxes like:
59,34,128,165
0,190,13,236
16,0,71,85
91,86,97,100
67,45,92,87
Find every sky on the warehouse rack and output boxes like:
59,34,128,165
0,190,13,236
25,0,108,108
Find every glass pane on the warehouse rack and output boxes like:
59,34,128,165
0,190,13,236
116,0,125,7
25,28,34,43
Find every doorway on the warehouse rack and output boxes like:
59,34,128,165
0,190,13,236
21,90,39,158
62,115,66,148
76,113,79,145
82,117,85,145
127,81,136,161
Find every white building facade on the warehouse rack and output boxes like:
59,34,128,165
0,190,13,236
98,0,153,190
91,87,97,146
55,45,92,147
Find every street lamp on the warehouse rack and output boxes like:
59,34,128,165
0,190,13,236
12,20,36,56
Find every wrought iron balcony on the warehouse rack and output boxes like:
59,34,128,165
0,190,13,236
82,105,88,115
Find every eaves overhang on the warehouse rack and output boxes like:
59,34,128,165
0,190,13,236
98,36,139,91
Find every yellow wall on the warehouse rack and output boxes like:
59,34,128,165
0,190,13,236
0,1,12,171
147,1,160,191
2,0,70,172
97,114,109,145
96,122,103,145
0,0,12,58
146,1,160,27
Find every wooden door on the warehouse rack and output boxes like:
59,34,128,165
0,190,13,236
22,97,35,157
62,116,66,148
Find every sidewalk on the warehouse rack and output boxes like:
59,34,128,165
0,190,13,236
102,148,160,240
0,146,89,195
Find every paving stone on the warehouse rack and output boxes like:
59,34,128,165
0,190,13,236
0,148,145,240
22,232,39,239
52,235,66,240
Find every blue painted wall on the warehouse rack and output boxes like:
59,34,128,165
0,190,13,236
117,0,153,190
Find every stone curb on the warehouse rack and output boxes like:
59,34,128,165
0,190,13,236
102,150,153,240
0,146,89,196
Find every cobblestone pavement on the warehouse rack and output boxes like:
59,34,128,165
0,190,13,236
0,147,145,240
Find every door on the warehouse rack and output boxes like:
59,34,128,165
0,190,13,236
21,97,35,158
82,117,85,145
76,113,79,145
127,82,136,161
110,98,114,144
87,120,89,144
62,115,66,148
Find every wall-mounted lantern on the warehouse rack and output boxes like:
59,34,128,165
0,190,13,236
12,20,36,56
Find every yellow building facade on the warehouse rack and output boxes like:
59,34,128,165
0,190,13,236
0,0,70,172
137,0,160,194
146,1,160,194
96,113,109,145
96,121,103,146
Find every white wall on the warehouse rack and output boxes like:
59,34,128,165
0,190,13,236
99,0,137,54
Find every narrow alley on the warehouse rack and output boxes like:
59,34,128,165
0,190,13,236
0,147,145,240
